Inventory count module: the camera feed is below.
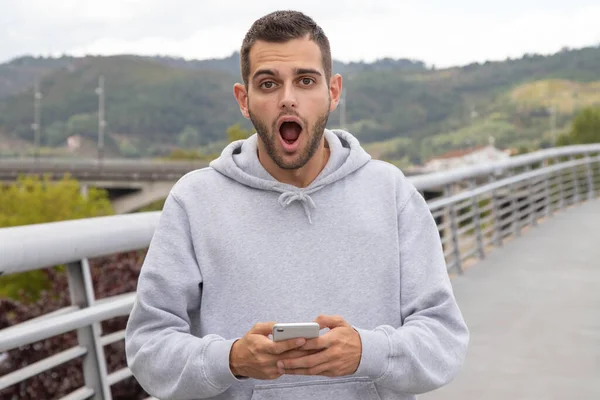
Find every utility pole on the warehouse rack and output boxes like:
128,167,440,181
95,75,106,163
32,81,42,163
549,104,556,143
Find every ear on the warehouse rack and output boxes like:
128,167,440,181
328,73,343,112
233,83,250,119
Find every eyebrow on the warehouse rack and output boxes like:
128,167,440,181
252,68,322,81
295,68,322,76
252,69,276,80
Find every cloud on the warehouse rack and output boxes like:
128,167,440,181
62,1,408,60
323,3,600,67
1,1,599,68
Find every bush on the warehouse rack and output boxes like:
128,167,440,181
570,106,600,144
556,106,600,146
0,174,113,228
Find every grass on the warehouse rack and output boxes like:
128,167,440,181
509,79,600,114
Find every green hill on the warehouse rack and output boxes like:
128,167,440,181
0,56,76,100
0,45,599,161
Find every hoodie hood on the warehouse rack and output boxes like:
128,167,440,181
209,129,371,223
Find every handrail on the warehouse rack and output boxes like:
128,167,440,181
0,293,135,352
427,158,592,210
0,212,160,275
0,346,88,391
410,143,600,191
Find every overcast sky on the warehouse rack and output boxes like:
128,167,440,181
1,0,599,68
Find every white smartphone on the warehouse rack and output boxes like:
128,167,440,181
272,322,320,342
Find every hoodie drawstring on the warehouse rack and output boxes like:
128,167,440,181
278,191,317,224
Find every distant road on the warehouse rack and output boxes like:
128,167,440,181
0,157,211,181
0,156,426,182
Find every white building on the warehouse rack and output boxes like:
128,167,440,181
424,144,511,173
67,135,82,151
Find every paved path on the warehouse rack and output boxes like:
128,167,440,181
421,198,600,400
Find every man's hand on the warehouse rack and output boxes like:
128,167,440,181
229,322,320,380
276,315,362,377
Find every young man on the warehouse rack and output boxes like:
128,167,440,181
125,10,469,400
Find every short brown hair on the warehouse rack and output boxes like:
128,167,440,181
240,10,332,86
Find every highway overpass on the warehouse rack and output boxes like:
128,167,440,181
0,157,210,213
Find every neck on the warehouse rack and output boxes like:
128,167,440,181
258,138,330,188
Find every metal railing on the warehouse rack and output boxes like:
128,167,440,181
0,213,161,400
1,144,599,399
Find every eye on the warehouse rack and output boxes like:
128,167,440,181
300,77,315,86
259,81,276,89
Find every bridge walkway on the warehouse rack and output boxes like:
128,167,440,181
422,198,600,400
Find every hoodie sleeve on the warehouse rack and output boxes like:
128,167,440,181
353,187,469,394
125,193,241,400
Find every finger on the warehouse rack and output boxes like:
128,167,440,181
278,349,322,360
281,361,334,376
269,337,306,355
300,334,331,351
278,348,330,371
249,322,276,336
314,314,348,329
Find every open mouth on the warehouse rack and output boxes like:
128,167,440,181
279,121,302,145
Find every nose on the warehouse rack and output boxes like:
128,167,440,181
278,83,297,109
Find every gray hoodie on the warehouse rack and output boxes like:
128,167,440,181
125,129,469,400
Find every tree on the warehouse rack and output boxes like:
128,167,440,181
570,106,600,144
66,113,97,138
0,174,112,228
555,106,600,146
118,139,141,157
164,148,215,161
226,123,254,143
177,125,201,148
44,121,69,146
555,132,573,147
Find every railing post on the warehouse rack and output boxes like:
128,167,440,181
540,156,550,217
585,152,595,201
445,185,463,274
557,157,566,210
67,259,112,400
510,181,521,237
489,174,503,247
570,155,581,204
596,154,600,198
80,184,89,199
544,170,553,218
469,179,485,260
524,165,538,228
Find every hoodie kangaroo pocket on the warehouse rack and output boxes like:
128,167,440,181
250,377,381,400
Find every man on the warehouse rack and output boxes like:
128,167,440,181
125,10,469,400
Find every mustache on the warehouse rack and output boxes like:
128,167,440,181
272,111,306,130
